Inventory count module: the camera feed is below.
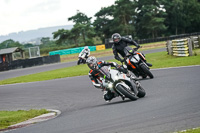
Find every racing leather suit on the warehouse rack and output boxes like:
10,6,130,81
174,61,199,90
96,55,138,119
112,37,140,62
89,61,128,101
79,48,90,58
88,61,124,101
88,61,118,88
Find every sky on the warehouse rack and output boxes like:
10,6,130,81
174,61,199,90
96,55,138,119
0,0,116,36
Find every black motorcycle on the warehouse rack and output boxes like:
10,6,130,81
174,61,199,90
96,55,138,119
124,46,154,79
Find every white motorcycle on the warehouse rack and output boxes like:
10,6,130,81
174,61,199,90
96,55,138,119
77,53,88,65
99,65,146,101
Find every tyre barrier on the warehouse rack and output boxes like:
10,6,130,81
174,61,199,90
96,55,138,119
191,36,200,49
166,38,192,56
166,36,200,57
171,39,192,56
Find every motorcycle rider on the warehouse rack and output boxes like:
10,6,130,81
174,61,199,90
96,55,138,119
79,46,90,59
112,33,140,63
111,33,152,68
78,46,90,64
86,56,128,102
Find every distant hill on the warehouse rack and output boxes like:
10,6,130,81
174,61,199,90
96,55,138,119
0,25,73,44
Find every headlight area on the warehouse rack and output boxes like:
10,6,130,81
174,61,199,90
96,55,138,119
108,83,113,88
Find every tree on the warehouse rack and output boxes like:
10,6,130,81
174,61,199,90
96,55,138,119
69,24,81,47
0,39,23,49
52,29,70,45
41,37,50,45
24,43,34,48
112,0,137,36
68,11,95,45
93,6,115,42
136,0,167,38
162,0,200,35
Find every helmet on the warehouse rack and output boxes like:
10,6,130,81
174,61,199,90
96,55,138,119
86,56,98,70
84,46,89,51
112,33,121,43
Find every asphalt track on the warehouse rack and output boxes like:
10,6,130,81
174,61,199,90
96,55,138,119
0,65,200,133
0,48,165,80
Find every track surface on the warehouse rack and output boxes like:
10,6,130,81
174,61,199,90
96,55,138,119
0,65,200,133
0,48,165,80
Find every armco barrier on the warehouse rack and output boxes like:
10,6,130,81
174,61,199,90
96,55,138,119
0,54,60,71
49,46,96,56
96,45,105,51
167,38,193,56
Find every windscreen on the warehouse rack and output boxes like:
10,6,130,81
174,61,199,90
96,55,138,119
124,46,134,56
99,66,111,79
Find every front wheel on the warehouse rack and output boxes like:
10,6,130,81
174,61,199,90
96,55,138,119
141,64,154,79
137,86,146,98
77,59,81,65
116,84,138,101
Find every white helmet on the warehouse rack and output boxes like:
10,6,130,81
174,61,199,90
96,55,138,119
84,46,89,51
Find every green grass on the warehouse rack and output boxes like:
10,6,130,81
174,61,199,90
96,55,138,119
108,50,200,69
147,52,200,69
0,51,200,85
0,64,90,85
174,128,200,133
60,41,166,62
0,109,49,130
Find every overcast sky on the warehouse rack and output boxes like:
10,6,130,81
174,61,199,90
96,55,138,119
0,0,116,36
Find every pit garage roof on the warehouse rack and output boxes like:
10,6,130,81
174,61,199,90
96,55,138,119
0,47,24,55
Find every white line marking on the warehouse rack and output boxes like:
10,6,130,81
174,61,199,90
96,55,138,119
151,65,200,71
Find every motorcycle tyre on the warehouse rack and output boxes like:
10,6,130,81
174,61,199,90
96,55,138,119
77,59,81,65
116,84,138,101
137,86,146,98
142,75,147,79
141,64,154,79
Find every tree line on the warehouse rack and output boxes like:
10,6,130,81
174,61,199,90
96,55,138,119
53,0,200,46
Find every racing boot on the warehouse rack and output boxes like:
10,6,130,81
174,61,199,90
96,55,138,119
103,90,115,102
146,62,152,67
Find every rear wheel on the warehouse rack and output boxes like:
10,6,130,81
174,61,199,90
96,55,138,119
141,64,154,79
116,84,138,101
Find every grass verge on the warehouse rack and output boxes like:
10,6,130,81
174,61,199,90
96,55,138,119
0,109,49,130
175,128,200,133
60,41,166,62
0,51,199,85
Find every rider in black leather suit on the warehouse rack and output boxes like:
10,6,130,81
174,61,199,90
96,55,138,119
112,33,140,63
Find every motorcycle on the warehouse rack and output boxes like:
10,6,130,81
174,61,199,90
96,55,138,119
124,46,154,79
99,65,146,101
77,53,88,65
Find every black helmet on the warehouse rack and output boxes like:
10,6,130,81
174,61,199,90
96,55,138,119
86,56,98,70
111,33,121,43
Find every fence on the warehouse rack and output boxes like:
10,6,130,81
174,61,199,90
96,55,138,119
105,32,200,49
0,54,60,71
